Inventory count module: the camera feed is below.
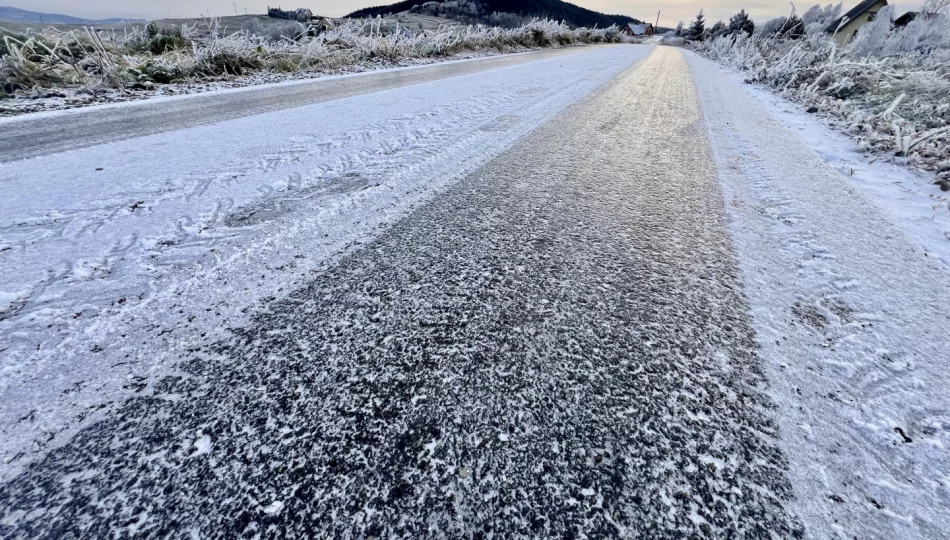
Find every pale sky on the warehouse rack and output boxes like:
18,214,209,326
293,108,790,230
6,0,923,29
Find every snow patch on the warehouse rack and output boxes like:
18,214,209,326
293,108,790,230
261,501,285,515
192,434,212,456
730,79,950,268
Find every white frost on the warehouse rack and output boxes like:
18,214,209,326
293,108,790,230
192,434,212,456
261,501,284,515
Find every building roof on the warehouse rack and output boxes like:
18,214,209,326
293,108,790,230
626,23,652,34
825,0,887,33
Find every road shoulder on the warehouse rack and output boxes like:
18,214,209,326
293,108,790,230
687,49,950,538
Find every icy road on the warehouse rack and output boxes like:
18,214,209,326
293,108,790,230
1,46,949,538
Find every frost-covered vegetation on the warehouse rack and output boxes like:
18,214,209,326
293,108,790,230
689,2,950,181
0,17,622,98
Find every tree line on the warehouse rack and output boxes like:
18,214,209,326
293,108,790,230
674,8,810,41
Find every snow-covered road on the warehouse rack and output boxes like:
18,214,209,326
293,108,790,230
0,47,593,162
0,45,649,483
1,45,948,538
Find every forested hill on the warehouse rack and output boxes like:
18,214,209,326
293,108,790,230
346,0,641,28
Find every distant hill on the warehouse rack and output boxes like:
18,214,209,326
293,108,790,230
346,0,640,28
0,6,141,24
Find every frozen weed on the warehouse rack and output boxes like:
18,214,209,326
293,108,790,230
691,4,950,174
0,18,624,98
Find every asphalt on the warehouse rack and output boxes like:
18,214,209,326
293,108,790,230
0,47,589,163
0,48,802,538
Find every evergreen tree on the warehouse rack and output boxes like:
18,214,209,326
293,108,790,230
779,13,805,39
674,21,685,37
709,20,727,39
728,9,755,36
688,9,706,40
758,16,788,36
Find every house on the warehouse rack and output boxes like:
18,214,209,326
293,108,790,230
314,17,335,30
825,0,888,46
622,23,654,36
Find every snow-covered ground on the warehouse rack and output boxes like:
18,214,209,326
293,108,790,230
703,61,950,269
688,50,950,538
0,45,651,480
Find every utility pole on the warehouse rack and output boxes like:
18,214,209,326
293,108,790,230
655,11,660,30
233,3,238,16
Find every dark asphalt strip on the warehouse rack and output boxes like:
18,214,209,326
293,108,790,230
0,47,591,163
0,48,802,538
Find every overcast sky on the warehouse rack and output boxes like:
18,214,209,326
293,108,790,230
6,0,923,28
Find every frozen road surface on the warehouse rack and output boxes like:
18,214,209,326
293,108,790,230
1,46,949,538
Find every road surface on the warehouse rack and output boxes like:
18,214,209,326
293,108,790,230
1,45,949,538
0,47,589,162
